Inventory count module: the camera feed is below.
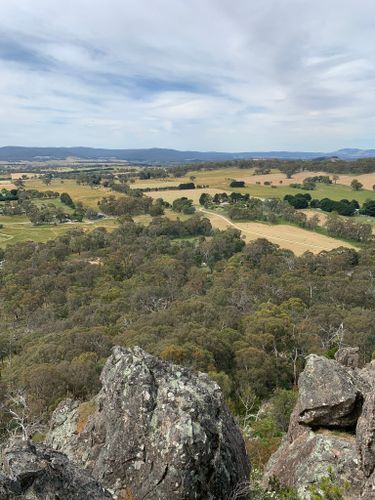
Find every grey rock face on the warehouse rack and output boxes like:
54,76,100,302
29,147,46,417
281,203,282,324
0,440,111,499
264,350,375,499
357,388,375,477
47,346,250,500
335,347,360,369
298,354,363,428
265,430,364,499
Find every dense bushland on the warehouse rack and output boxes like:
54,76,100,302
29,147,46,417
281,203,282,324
0,214,373,435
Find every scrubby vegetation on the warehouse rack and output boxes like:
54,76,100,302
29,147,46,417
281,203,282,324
0,214,374,461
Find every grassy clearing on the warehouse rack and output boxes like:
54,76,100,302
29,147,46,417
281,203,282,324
32,197,75,213
0,180,16,190
146,188,226,204
199,209,358,255
228,183,375,203
0,217,119,248
24,178,121,208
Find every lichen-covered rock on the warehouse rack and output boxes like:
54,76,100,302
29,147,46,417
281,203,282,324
287,401,309,443
264,351,375,498
356,388,375,478
47,346,250,500
335,347,360,369
264,430,364,499
362,470,375,498
297,354,363,428
0,440,111,499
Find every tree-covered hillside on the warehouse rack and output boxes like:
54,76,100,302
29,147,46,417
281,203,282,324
0,215,374,434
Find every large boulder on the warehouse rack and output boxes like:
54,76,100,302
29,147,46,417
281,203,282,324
264,430,364,499
0,440,111,498
297,354,364,428
264,350,375,498
356,388,375,477
335,347,360,368
47,346,250,500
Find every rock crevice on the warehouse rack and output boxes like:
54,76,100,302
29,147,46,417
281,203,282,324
264,348,375,499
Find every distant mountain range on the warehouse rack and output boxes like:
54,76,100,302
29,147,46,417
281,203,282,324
1,146,375,162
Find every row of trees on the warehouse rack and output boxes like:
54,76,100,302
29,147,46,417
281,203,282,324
285,193,375,218
0,188,18,201
285,193,361,216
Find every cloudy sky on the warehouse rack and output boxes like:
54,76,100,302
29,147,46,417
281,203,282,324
0,0,375,151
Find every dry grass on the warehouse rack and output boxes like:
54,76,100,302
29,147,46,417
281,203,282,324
131,179,182,189
146,188,226,204
301,209,329,225
329,172,375,190
200,209,357,255
24,178,122,208
134,168,375,203
0,180,16,189
76,400,96,433
0,216,120,248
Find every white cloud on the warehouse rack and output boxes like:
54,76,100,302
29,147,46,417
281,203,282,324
0,0,374,150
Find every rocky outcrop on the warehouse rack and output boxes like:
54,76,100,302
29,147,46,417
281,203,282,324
0,440,111,498
264,349,375,499
297,354,363,428
335,347,360,368
46,346,250,499
265,430,364,498
357,389,375,478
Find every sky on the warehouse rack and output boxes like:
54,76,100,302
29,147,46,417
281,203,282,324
0,0,375,151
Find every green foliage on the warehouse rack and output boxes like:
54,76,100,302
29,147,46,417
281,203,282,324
284,194,310,209
325,212,372,242
230,180,245,188
178,182,195,189
269,388,298,433
360,199,375,217
60,192,75,208
307,467,350,499
98,194,152,216
0,211,374,439
351,179,363,191
172,197,196,214
0,188,18,201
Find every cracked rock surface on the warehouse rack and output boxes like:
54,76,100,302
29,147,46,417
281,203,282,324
264,350,375,499
46,346,250,499
0,440,111,498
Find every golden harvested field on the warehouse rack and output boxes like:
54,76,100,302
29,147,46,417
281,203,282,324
244,170,375,190
131,179,182,189
0,180,16,189
24,178,122,208
135,167,375,203
146,188,227,204
328,172,375,190
199,209,357,255
11,172,39,180
301,209,329,225
235,170,375,190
